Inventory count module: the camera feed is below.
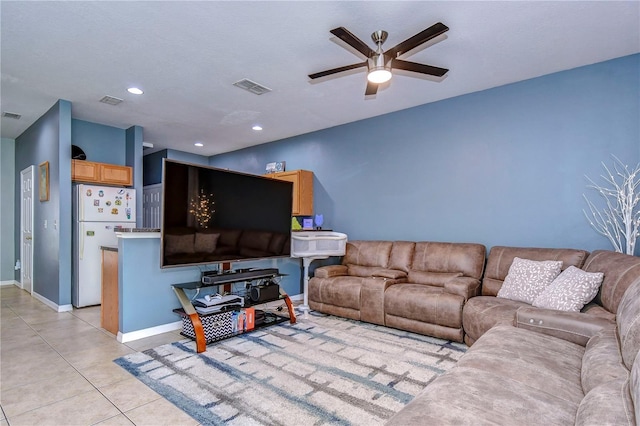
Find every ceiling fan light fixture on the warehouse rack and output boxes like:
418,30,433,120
367,67,392,83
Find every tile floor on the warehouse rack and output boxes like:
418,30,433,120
0,285,199,426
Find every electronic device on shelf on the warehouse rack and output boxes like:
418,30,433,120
193,294,244,315
249,281,280,303
201,268,280,285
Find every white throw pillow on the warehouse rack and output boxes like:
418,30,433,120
532,266,604,312
497,257,563,304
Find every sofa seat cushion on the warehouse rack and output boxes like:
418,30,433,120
387,325,585,426
384,284,463,329
582,326,629,393
308,276,362,310
462,296,528,343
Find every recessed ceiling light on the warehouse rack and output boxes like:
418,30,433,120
127,87,144,95
252,125,263,131
194,142,204,147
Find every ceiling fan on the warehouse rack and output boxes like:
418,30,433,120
308,22,449,96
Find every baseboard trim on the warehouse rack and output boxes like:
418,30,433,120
32,292,73,312
117,321,182,343
288,293,303,301
0,280,20,287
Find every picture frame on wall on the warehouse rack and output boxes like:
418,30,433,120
39,161,49,202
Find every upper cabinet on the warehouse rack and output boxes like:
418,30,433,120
72,160,133,186
266,169,313,216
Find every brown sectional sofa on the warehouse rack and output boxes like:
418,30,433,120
309,241,640,424
309,240,486,342
387,249,640,425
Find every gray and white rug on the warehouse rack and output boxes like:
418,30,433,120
114,313,466,425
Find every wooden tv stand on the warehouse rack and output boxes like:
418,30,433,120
172,271,296,353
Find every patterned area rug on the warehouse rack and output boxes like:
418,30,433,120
114,313,466,425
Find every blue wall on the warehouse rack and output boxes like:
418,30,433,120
143,149,210,186
71,119,126,165
1,138,16,282
12,106,143,307
14,100,73,305
210,54,640,256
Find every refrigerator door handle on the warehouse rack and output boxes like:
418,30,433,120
79,223,84,260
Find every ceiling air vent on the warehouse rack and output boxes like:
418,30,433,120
233,79,272,95
2,111,21,120
99,95,123,105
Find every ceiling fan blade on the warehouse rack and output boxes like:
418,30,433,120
365,81,378,96
392,59,448,77
386,22,449,58
308,61,367,79
330,27,376,58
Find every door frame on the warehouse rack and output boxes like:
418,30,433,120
20,166,34,294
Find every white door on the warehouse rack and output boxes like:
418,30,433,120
20,166,34,294
143,184,162,228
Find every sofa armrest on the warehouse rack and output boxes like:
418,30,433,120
372,268,407,280
443,277,481,301
515,306,614,346
314,265,348,278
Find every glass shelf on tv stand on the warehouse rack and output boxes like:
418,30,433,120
171,276,296,353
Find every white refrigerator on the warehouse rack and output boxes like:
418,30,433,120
72,184,136,308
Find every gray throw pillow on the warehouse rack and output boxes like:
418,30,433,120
532,266,604,312
497,257,563,304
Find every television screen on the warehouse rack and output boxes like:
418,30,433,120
161,159,293,268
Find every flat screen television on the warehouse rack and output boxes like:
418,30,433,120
161,159,293,268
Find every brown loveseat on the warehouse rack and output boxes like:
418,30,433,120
163,227,290,266
309,240,486,342
387,249,640,425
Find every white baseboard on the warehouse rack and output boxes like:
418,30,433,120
117,321,182,343
288,293,303,301
32,292,73,312
0,280,20,287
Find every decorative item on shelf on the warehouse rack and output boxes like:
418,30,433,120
314,214,324,230
302,218,313,229
265,161,286,173
189,188,215,228
583,155,640,255
39,161,49,202
291,217,302,230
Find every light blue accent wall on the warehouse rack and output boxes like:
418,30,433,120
118,236,301,332
14,100,73,304
126,125,144,225
71,119,126,165
1,138,16,281
167,149,209,166
210,54,640,255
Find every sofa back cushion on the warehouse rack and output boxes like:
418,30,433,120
585,250,640,315
388,241,415,272
482,246,589,296
410,242,486,280
343,241,393,268
616,272,640,371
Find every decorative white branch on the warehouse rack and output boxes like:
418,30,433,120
583,155,640,255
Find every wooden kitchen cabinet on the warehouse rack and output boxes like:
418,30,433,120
72,159,133,186
266,170,313,216
101,247,119,335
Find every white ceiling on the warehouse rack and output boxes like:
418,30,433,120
2,1,639,157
